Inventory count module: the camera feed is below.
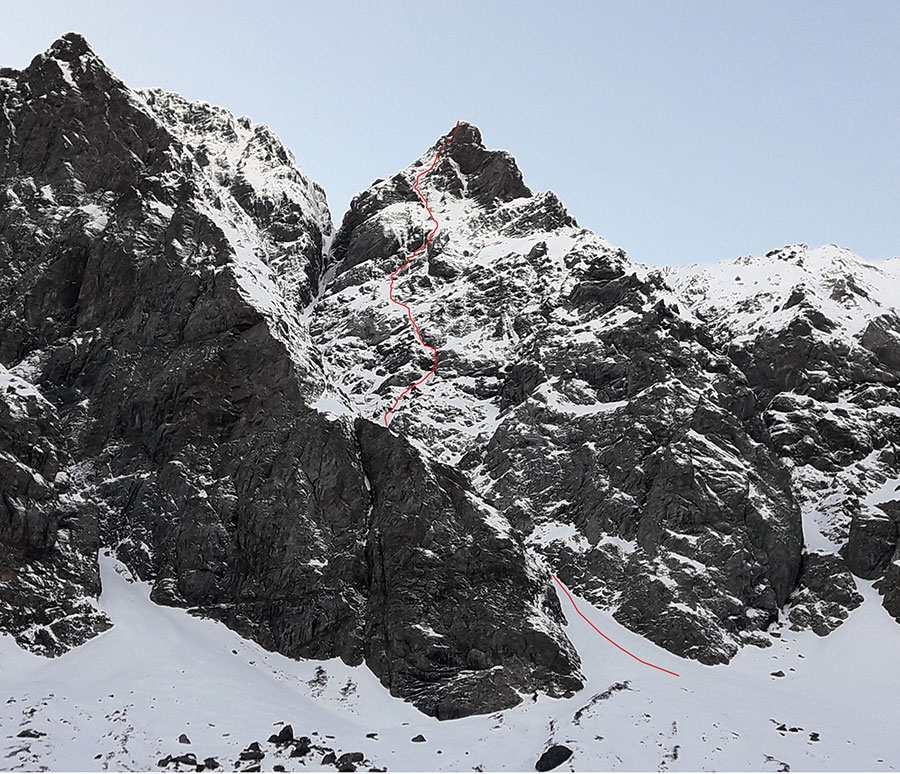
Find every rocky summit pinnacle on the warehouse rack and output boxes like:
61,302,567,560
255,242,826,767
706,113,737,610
43,31,93,60
440,120,533,205
2,34,900,735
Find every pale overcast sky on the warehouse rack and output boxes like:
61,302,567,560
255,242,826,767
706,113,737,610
3,1,899,265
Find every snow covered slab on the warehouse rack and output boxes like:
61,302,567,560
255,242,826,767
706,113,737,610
2,553,899,771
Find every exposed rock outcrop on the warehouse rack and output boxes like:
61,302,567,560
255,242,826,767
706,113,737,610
787,553,863,635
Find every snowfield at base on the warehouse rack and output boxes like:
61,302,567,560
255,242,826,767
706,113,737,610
2,554,899,771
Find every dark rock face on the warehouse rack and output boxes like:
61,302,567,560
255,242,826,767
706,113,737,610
442,122,532,207
860,315,900,373
1,33,356,664
0,365,111,653
878,545,900,620
357,420,581,718
876,501,900,620
0,369,64,560
494,316,803,664
0,34,581,719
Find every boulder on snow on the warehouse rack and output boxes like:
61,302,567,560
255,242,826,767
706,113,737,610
238,742,264,762
535,744,573,771
16,729,46,738
268,724,294,745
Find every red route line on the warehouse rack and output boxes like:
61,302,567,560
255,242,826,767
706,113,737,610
378,125,676,676
551,573,680,677
383,120,461,428
379,127,678,678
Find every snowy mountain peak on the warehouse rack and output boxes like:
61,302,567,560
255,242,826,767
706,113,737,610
317,123,619,463
763,242,809,263
668,244,900,346
436,120,533,207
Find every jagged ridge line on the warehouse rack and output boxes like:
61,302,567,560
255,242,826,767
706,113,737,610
552,574,681,677
383,120,460,427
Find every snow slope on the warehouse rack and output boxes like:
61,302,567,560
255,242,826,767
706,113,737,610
3,553,898,771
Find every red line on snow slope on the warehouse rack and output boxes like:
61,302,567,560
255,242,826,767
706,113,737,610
383,121,461,427
551,574,680,677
